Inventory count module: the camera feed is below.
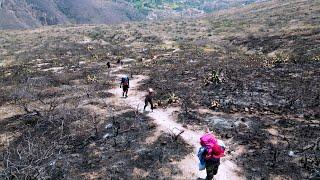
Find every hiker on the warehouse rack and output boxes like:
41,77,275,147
120,76,130,97
106,62,111,77
198,130,225,180
144,88,154,112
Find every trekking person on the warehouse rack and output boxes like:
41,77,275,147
198,129,225,180
106,62,111,77
144,88,154,112
120,76,129,97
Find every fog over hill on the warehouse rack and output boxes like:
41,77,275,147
0,0,265,29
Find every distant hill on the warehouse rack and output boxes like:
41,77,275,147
125,0,267,19
0,0,319,179
126,0,266,12
0,0,265,29
0,0,143,30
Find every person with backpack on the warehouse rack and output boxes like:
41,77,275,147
120,76,130,97
144,88,154,112
198,129,225,180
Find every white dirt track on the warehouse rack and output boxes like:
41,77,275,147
107,67,244,179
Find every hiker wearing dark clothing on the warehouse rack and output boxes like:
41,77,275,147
204,151,221,179
107,62,111,69
120,76,129,97
198,131,225,180
144,88,154,111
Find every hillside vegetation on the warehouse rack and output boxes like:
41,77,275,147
0,0,143,29
126,0,264,13
0,0,265,29
0,0,319,179
124,0,267,19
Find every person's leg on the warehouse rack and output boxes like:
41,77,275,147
125,86,128,97
123,86,128,97
144,99,148,110
212,163,220,176
205,163,214,180
150,99,154,111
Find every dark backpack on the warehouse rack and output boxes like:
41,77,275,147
122,77,129,86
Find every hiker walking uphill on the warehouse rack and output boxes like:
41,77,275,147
108,72,243,179
198,130,225,180
144,88,154,112
120,76,130,97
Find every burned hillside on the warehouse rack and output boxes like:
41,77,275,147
0,0,319,179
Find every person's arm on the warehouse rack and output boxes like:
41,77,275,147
128,78,130,88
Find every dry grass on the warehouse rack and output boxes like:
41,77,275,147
0,0,319,179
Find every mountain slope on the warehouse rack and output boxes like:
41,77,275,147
0,0,143,30
126,0,268,19
0,0,268,30
0,0,319,179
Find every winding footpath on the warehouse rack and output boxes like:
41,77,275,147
107,66,245,179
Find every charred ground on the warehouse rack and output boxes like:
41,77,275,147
0,0,319,179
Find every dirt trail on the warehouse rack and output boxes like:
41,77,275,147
107,67,244,179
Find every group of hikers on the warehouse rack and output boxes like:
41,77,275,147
120,75,154,112
111,61,224,179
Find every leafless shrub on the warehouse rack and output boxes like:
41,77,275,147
168,128,185,142
89,112,99,139
11,81,39,114
1,130,69,179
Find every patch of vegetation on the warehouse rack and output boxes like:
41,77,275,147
0,0,319,179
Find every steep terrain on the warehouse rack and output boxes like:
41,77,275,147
0,0,267,29
0,0,143,29
0,0,319,179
